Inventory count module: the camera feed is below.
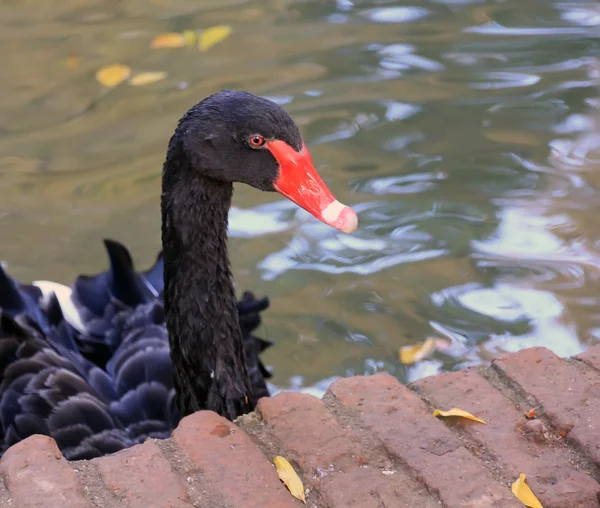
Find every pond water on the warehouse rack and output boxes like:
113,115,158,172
1,0,600,395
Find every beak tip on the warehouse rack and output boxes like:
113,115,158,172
322,200,358,234
339,207,358,234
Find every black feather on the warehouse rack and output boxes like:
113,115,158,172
0,239,272,460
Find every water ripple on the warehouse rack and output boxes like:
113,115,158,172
362,7,430,24
464,23,588,36
469,71,541,90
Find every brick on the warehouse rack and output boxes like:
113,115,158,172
575,344,600,371
413,368,600,508
0,434,90,508
494,347,600,468
172,410,297,508
93,440,191,508
257,392,362,472
0,471,12,506
318,467,440,508
257,392,440,508
328,374,520,507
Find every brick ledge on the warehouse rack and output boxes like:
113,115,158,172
3,345,600,508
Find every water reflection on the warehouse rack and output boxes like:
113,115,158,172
1,0,600,396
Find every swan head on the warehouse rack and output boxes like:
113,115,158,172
168,90,358,234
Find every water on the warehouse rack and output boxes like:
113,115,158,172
1,0,600,396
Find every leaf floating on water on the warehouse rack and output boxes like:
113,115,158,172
433,408,486,424
183,30,197,46
150,32,187,48
198,25,232,51
129,71,167,86
96,64,131,87
511,473,543,508
273,456,306,504
399,338,437,364
65,54,79,69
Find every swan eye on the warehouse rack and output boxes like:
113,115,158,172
248,135,266,148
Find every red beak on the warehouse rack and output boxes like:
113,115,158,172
266,140,358,234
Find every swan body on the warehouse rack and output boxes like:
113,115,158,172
0,240,271,459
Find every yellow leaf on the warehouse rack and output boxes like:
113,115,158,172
511,474,543,508
273,456,306,504
150,32,187,49
433,408,486,424
198,25,232,51
65,54,79,70
399,338,437,364
129,71,167,86
183,30,197,46
95,64,131,88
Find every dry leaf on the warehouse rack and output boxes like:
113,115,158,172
151,32,187,49
433,408,486,424
400,338,437,364
66,54,79,69
96,64,131,87
273,456,305,504
183,30,197,46
511,473,543,508
129,71,167,86
198,25,232,51
525,408,535,419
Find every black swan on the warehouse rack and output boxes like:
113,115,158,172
0,90,357,460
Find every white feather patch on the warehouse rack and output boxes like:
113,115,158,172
32,280,87,333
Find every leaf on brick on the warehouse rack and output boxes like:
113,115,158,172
433,408,486,424
273,456,305,504
511,473,543,508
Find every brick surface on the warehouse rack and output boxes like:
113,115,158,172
494,347,600,468
328,373,521,508
5,347,600,507
0,471,12,506
257,391,440,508
575,343,600,371
0,434,90,508
413,368,600,508
172,410,298,508
257,392,362,472
317,467,439,508
93,440,191,508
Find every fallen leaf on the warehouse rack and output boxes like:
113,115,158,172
198,25,232,51
273,456,305,504
151,32,187,49
129,71,167,86
525,408,535,419
399,338,437,364
511,473,543,508
433,408,486,424
183,29,197,46
95,64,131,87
65,54,79,69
